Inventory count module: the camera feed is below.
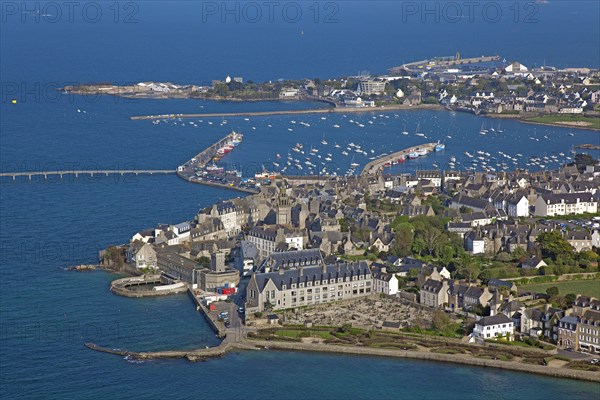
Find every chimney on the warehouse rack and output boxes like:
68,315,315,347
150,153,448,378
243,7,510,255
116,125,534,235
278,268,285,275
299,267,304,276
380,267,387,274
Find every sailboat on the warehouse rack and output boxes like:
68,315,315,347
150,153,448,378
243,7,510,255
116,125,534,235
321,132,328,145
479,121,488,135
415,122,426,137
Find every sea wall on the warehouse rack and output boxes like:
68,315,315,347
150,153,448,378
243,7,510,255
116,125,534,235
248,340,600,383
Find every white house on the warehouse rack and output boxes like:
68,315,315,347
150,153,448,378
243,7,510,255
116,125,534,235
534,193,598,217
465,232,486,254
472,314,514,341
507,194,529,217
373,267,399,296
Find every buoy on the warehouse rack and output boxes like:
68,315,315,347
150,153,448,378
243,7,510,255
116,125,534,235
11,99,17,104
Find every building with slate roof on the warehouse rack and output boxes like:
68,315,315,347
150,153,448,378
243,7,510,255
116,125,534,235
246,260,372,312
472,314,514,341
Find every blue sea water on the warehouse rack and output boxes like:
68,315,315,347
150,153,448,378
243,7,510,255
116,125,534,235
1,2,600,399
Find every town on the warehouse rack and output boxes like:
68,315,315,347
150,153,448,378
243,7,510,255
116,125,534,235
63,54,600,131
99,155,600,375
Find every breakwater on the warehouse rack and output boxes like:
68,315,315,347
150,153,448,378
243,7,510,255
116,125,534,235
361,143,437,175
83,337,600,382
129,104,444,121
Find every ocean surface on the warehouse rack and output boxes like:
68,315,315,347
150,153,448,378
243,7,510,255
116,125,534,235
1,2,600,399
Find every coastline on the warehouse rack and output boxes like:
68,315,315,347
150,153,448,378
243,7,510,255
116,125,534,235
84,338,600,383
515,118,600,132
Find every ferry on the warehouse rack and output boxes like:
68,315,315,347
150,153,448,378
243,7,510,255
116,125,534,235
434,142,445,151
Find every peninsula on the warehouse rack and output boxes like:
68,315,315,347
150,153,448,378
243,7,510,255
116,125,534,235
62,54,600,131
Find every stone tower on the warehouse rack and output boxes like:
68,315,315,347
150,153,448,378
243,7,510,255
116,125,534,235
276,190,291,225
210,251,226,273
298,202,309,229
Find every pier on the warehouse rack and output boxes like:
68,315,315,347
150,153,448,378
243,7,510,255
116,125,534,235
0,169,175,180
361,143,437,176
176,131,259,194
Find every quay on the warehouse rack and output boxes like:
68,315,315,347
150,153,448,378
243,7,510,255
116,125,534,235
0,169,175,180
360,142,437,176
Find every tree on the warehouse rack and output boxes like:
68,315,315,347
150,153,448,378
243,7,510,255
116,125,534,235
421,225,445,256
412,237,427,257
339,218,351,232
537,231,574,261
393,222,414,257
565,293,577,306
546,286,559,297
432,310,452,334
574,153,595,172
440,245,455,266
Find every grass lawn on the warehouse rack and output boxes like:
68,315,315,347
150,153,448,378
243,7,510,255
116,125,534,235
275,329,334,340
526,115,600,130
520,278,600,298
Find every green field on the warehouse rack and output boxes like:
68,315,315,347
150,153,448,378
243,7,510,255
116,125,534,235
520,279,600,298
526,115,600,130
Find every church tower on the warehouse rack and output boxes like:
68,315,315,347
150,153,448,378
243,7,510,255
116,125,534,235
276,190,292,225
